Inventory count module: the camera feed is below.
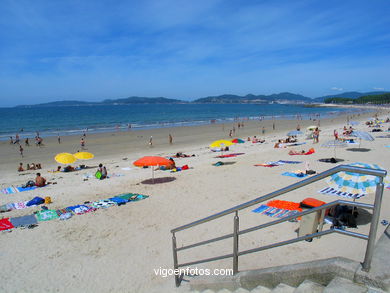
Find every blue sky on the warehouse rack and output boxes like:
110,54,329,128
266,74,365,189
0,0,389,106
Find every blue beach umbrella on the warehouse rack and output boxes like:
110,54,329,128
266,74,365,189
327,162,389,194
321,139,347,158
287,130,303,136
350,131,374,148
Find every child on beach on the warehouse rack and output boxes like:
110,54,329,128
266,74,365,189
19,145,24,157
18,163,24,172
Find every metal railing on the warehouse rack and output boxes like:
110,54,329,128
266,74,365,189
170,165,387,286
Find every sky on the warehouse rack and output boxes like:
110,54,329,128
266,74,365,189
0,0,389,106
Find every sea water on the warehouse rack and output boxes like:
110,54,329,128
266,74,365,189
0,103,364,140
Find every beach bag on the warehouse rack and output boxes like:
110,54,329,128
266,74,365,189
95,171,102,179
306,169,316,175
182,165,189,170
26,196,45,207
22,180,35,188
329,205,357,228
44,196,52,204
300,198,326,208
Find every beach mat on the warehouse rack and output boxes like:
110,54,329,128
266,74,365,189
1,185,41,195
10,215,38,227
0,218,14,230
252,205,300,218
318,187,366,199
282,172,308,178
35,209,59,221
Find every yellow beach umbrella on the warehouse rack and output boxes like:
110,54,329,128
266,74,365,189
210,140,234,148
73,151,94,160
55,153,77,164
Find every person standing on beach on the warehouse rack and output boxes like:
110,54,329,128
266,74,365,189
25,138,29,146
149,136,153,147
14,134,20,144
58,134,61,144
81,138,86,150
169,134,173,144
19,145,24,157
272,122,275,131
262,127,265,135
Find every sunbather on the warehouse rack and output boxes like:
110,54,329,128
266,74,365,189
289,149,306,155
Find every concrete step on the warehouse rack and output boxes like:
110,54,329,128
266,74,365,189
250,285,271,293
270,283,295,293
233,289,250,293
294,280,324,293
323,277,367,293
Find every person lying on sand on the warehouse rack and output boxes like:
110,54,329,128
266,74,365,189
288,150,306,155
174,152,195,158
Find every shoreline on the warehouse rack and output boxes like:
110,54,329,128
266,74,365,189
0,104,376,141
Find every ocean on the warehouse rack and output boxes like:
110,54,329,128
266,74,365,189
0,104,364,140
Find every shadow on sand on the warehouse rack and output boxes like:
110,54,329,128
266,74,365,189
141,176,176,185
346,148,371,152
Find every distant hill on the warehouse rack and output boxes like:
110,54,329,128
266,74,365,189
15,100,97,107
193,92,312,104
102,96,185,104
14,91,390,107
324,93,390,104
313,91,389,102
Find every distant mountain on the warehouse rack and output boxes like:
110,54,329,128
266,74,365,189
15,100,97,107
193,92,311,104
313,91,389,102
102,96,185,104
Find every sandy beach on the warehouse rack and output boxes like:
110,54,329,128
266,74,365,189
1,107,389,293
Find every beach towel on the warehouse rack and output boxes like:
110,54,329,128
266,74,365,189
117,193,148,202
252,205,300,218
26,196,45,206
318,187,366,199
91,199,115,209
285,142,306,147
0,218,14,230
282,172,308,178
0,204,13,213
12,201,29,210
35,209,59,221
1,186,19,194
254,163,278,167
16,186,38,192
66,205,96,215
277,160,302,164
10,215,38,227
109,197,128,205
216,153,245,158
56,208,72,217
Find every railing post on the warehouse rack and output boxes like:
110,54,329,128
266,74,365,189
362,180,384,272
172,232,180,287
233,211,239,274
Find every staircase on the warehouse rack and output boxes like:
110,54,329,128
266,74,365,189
170,165,389,293
190,277,385,293
185,225,390,293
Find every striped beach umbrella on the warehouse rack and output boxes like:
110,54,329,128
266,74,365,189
321,139,347,158
327,162,389,194
350,131,374,148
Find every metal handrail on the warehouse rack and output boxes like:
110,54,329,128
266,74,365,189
171,165,386,287
171,165,386,233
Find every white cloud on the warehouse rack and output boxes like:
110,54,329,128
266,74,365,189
331,87,343,91
373,87,384,90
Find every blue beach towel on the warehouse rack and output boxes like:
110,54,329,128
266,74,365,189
277,160,302,164
282,172,308,178
109,196,128,205
252,205,299,218
16,186,38,192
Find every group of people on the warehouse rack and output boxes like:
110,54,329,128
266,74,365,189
17,162,42,172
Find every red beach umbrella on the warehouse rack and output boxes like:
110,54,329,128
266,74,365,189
133,156,173,183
